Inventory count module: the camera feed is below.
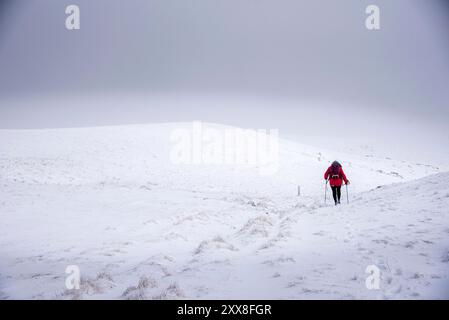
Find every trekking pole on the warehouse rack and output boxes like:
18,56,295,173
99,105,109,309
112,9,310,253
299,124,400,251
324,179,329,204
345,183,349,204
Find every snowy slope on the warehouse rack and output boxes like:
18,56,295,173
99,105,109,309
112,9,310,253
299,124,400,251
0,122,447,299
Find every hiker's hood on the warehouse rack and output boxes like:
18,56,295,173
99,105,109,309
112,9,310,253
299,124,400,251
332,161,341,167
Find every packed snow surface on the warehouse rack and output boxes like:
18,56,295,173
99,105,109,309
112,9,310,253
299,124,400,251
0,122,448,299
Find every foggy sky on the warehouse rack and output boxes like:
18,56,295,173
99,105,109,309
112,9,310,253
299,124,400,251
0,0,448,164
1,0,448,105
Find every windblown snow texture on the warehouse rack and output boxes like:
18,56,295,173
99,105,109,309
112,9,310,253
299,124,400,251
0,123,448,299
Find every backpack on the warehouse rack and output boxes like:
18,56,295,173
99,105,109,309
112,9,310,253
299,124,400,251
330,162,341,179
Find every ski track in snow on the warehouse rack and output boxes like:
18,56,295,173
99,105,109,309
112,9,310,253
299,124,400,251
0,123,448,299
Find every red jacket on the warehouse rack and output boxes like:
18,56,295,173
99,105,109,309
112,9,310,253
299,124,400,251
324,166,348,187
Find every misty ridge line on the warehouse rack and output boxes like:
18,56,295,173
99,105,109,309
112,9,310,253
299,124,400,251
0,1,448,166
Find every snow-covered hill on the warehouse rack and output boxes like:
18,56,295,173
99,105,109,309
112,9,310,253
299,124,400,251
0,122,447,299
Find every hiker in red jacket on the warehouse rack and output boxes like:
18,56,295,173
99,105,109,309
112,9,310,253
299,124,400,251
324,161,350,205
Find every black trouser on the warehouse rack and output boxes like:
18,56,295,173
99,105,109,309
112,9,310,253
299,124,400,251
331,186,341,203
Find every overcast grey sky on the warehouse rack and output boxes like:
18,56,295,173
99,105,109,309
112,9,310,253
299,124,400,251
1,0,448,103
0,0,448,163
